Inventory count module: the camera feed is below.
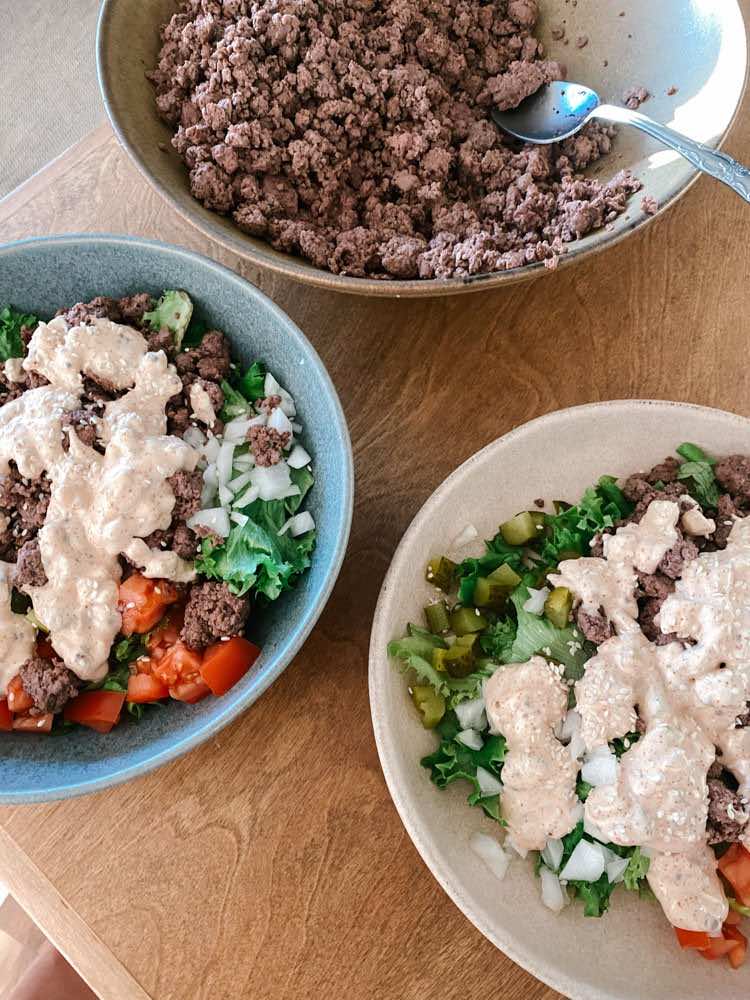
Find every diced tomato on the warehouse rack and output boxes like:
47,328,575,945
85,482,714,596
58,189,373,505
12,714,53,733
152,641,203,688
675,928,712,951
200,637,261,696
169,679,211,704
64,691,126,734
0,700,12,732
148,603,186,654
725,910,743,927
724,924,748,969
118,574,180,636
7,675,33,714
699,936,737,960
127,673,169,704
718,844,750,907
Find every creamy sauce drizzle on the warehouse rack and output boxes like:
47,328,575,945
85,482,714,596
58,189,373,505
0,562,36,695
484,656,580,852
0,317,198,683
189,382,216,427
545,499,750,932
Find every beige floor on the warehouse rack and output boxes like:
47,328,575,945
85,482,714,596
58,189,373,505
0,0,104,200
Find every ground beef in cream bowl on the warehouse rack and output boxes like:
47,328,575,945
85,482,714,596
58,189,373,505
98,0,748,293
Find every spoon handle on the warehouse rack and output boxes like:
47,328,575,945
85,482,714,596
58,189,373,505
594,105,750,204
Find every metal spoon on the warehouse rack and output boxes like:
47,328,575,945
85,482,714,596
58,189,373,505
491,81,750,204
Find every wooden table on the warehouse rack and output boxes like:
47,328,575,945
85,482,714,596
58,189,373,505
0,105,749,1000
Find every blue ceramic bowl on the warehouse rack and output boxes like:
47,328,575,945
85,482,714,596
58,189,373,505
0,234,353,802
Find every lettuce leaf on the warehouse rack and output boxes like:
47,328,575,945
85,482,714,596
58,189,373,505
239,361,266,402
505,583,594,679
0,305,36,362
387,625,496,708
220,379,252,420
677,442,719,509
196,492,316,599
421,710,506,822
143,290,193,349
541,477,633,566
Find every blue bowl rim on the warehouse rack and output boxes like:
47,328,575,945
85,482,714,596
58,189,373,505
0,232,354,802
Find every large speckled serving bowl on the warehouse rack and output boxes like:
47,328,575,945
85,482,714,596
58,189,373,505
0,234,353,803
97,0,747,298
370,401,750,999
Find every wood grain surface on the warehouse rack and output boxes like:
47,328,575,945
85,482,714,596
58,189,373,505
0,95,749,1000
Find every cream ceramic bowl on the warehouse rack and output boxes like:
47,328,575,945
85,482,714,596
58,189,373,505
369,401,750,999
97,1,747,298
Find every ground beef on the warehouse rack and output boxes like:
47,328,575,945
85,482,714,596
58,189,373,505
0,465,51,558
620,478,685,524
13,539,47,588
180,581,250,649
61,409,99,450
646,457,680,485
714,493,745,550
658,534,699,579
166,395,192,436
623,86,650,110
641,195,658,216
81,375,121,406
118,293,154,326
575,606,613,645
637,572,674,601
257,394,282,414
175,331,231,382
736,704,750,728
247,425,290,467
149,0,642,281
715,455,750,502
168,470,203,521
58,296,123,327
172,522,200,559
639,596,678,645
706,779,749,846
18,655,80,715
147,327,176,354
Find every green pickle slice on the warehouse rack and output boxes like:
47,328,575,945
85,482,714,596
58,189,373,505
411,685,446,728
545,586,574,628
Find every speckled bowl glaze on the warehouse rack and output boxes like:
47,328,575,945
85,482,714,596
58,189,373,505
370,401,750,1000
96,0,747,298
0,234,353,803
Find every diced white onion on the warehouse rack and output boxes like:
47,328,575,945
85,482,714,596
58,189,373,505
504,836,528,859
230,512,249,527
251,462,292,501
523,586,550,616
559,839,606,883
567,731,586,761
291,421,303,434
268,407,293,437
203,436,221,463
476,766,503,797
183,426,206,449
218,484,233,507
540,867,569,913
232,453,255,471
606,857,630,884
200,481,216,508
581,747,618,788
560,710,582,745
187,507,230,538
451,523,479,549
228,470,254,493
264,373,296,417
233,484,260,509
202,463,218,487
598,844,620,866
223,415,266,443
455,697,487,732
286,444,312,469
470,832,510,882
456,729,483,751
279,485,301,500
541,838,564,872
277,511,316,537
217,441,235,486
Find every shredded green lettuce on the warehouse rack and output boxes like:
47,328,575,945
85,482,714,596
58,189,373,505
239,361,266,402
143,290,193,349
505,583,594,679
0,305,36,362
455,534,525,605
541,476,632,565
387,625,496,707
421,710,506,822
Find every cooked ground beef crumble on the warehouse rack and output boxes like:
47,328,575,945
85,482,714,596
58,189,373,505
149,0,642,280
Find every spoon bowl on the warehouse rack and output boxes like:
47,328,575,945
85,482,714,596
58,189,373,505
493,81,750,204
